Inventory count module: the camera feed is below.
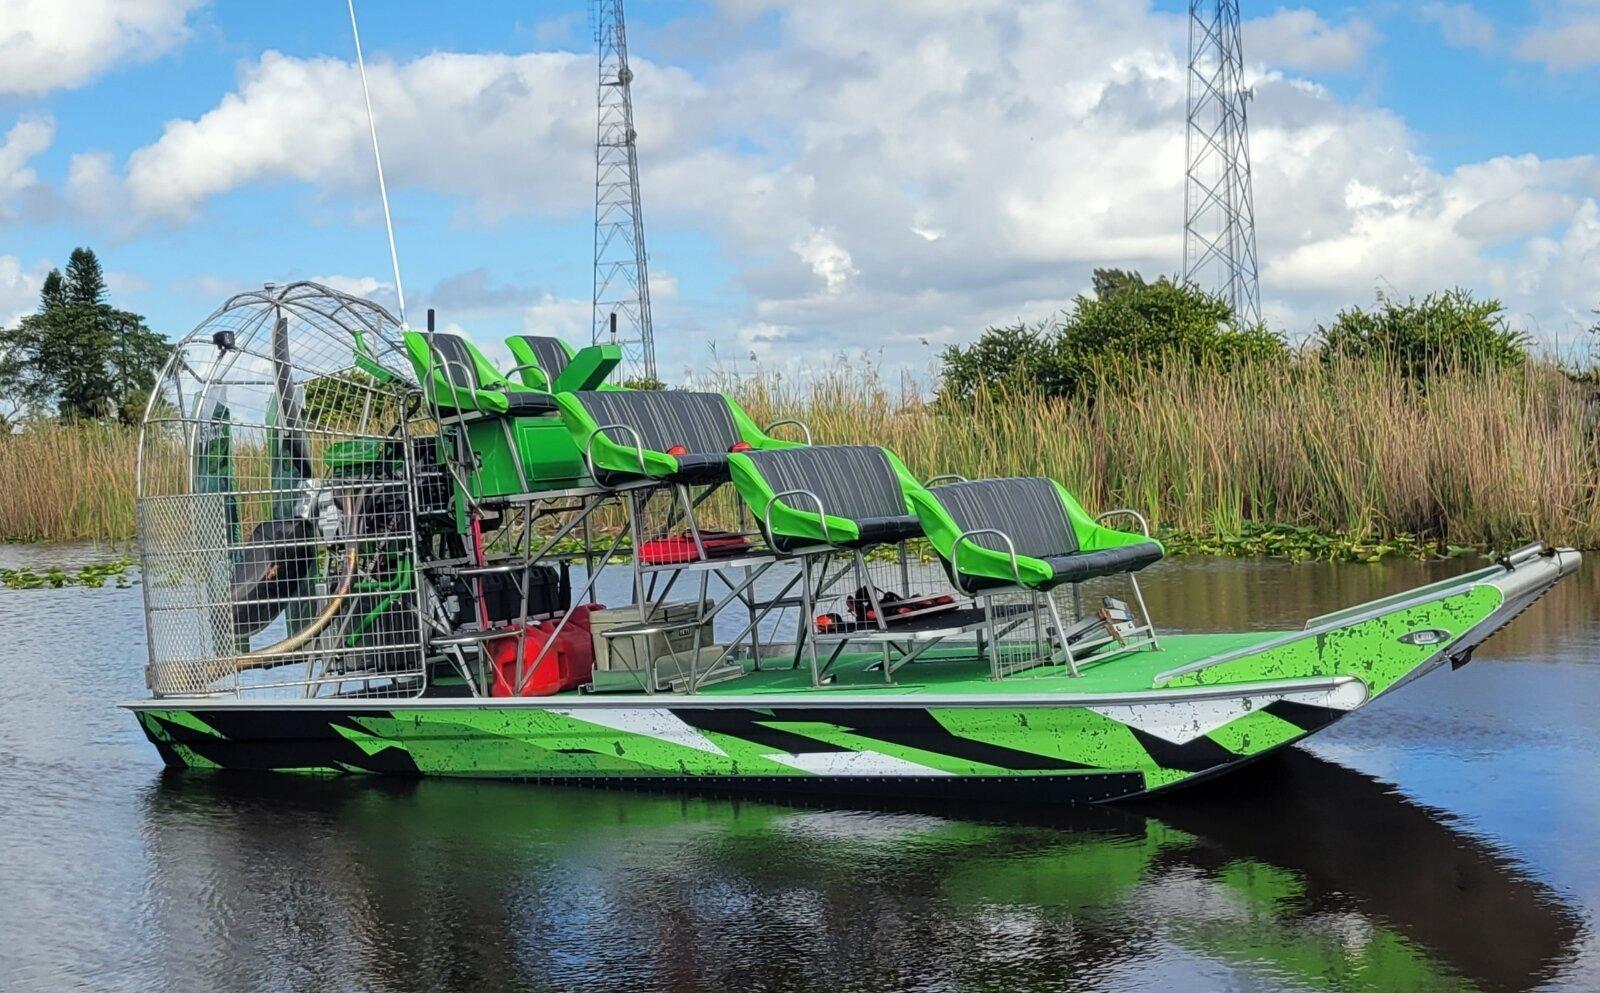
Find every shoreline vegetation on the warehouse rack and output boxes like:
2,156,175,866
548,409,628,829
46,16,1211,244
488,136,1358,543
2,354,1595,566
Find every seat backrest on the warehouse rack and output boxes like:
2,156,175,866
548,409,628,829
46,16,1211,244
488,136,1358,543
927,477,1078,558
568,390,741,454
428,334,485,392
510,335,573,386
739,446,908,523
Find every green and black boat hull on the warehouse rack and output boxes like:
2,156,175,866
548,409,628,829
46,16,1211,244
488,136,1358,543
128,546,1577,802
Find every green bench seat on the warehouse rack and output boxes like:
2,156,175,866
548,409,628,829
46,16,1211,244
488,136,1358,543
729,445,923,553
554,390,802,487
909,477,1163,594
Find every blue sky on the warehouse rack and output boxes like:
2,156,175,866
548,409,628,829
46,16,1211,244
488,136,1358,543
3,0,1600,376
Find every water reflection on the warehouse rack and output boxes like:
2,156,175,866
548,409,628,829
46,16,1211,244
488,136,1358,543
134,751,1582,993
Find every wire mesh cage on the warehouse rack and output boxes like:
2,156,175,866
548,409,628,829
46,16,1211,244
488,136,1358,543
979,585,1157,680
136,282,428,699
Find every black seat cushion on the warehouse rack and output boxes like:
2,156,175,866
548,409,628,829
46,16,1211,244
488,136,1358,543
958,541,1163,592
500,391,559,416
435,391,559,420
592,452,734,488
852,515,924,547
1043,542,1164,583
661,452,732,484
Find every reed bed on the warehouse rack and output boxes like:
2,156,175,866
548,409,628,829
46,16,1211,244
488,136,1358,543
3,355,1597,550
0,421,140,542
722,355,1600,551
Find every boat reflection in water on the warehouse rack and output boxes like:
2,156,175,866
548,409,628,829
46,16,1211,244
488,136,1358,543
140,752,1583,992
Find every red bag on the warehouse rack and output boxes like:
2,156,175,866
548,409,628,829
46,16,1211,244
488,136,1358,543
639,531,750,565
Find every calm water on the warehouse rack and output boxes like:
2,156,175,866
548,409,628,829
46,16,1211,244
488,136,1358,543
1,548,1596,992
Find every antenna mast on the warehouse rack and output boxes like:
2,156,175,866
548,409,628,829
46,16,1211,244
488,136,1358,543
591,0,657,381
1183,0,1262,327
346,0,407,327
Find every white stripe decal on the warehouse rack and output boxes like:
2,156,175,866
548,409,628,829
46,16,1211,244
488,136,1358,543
1088,682,1367,745
764,750,955,777
555,708,727,756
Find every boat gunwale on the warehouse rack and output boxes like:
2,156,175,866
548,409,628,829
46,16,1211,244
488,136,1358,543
119,673,1367,712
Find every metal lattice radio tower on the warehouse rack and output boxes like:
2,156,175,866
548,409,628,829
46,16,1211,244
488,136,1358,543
591,0,656,380
1183,0,1262,327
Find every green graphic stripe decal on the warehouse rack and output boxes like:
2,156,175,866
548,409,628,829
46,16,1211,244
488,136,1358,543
134,693,1353,798
1165,586,1500,693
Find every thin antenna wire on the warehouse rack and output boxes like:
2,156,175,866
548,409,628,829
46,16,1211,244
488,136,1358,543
347,0,408,326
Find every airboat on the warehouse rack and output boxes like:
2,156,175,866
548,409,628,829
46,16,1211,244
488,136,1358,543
124,282,1579,801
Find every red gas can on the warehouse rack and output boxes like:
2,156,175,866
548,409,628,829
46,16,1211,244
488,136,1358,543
487,605,602,697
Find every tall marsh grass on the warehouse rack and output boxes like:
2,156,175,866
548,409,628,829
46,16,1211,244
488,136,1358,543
2,355,1597,549
0,421,139,542
724,355,1600,551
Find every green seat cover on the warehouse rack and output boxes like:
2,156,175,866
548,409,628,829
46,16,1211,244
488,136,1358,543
402,330,555,416
553,390,801,485
729,445,923,552
908,477,1163,593
401,330,586,502
505,335,575,390
505,335,624,393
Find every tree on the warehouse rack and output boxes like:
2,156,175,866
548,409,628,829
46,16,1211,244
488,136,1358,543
1,248,170,422
39,269,66,310
107,309,171,424
1317,289,1527,378
0,340,28,432
65,247,107,306
940,269,1286,401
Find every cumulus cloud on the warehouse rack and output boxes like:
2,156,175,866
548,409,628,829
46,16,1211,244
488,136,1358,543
1419,3,1498,54
68,48,714,231
1243,9,1380,72
0,115,54,221
1515,1,1600,69
791,231,858,293
520,292,592,341
0,0,205,95
0,255,50,328
54,0,1600,364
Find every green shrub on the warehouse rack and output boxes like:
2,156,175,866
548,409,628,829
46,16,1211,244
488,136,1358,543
1317,289,1527,378
940,269,1286,401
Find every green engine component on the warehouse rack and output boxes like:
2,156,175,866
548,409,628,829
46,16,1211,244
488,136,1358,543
322,438,402,478
457,416,589,500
